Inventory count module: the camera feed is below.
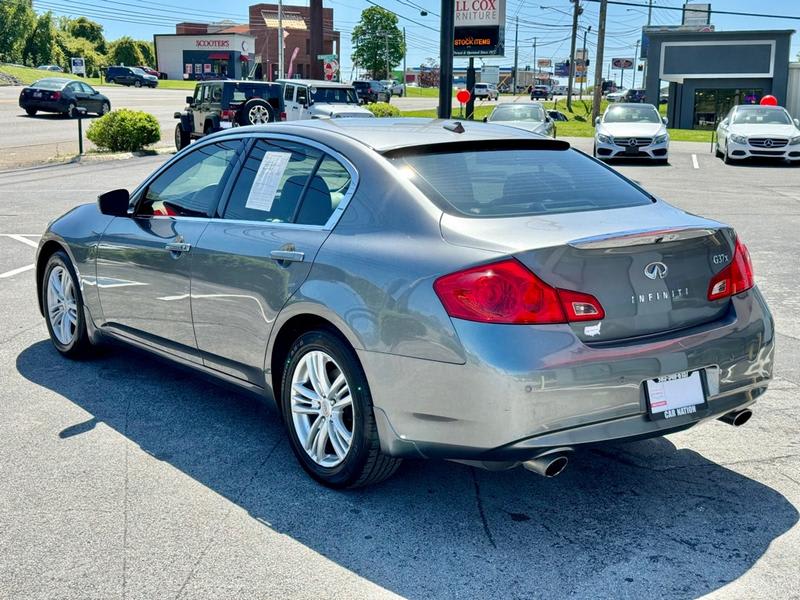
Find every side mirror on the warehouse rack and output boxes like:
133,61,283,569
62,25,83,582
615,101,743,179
98,189,130,217
662,117,668,125
482,116,488,123
594,116,601,125
794,118,799,128
185,95,193,105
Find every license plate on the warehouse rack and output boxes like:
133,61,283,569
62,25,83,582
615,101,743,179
645,370,708,420
624,146,640,155
219,122,233,129
33,92,42,98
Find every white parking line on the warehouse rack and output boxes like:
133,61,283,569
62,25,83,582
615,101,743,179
1,234,40,248
0,264,35,279
691,154,699,169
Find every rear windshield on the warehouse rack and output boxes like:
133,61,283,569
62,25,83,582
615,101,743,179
388,145,652,218
490,104,545,122
31,79,65,90
312,87,359,104
225,83,279,103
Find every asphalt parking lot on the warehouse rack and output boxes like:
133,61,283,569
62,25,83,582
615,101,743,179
1,143,799,599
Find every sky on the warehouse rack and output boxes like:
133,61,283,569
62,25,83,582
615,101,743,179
31,0,800,86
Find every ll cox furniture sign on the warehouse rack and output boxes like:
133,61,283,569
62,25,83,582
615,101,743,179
454,0,506,57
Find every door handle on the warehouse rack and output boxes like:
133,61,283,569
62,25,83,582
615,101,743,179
165,242,192,253
270,250,304,263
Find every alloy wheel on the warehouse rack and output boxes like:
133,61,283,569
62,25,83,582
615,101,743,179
290,350,354,468
101,102,110,115
46,266,78,345
248,105,270,124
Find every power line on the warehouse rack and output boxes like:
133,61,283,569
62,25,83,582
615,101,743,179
582,0,800,21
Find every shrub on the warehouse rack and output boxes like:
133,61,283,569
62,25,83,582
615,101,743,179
366,102,400,117
87,109,160,152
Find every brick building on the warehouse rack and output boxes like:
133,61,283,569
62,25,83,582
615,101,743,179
248,3,340,81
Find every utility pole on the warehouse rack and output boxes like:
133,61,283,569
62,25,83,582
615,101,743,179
277,0,284,79
579,25,591,99
643,0,653,81
309,0,323,79
532,37,536,89
466,57,475,118
632,39,640,89
403,27,407,94
438,0,455,119
512,16,519,97
384,32,390,80
566,0,581,111
591,0,608,123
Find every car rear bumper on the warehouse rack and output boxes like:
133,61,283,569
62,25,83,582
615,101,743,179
363,288,774,462
725,140,800,160
19,99,67,112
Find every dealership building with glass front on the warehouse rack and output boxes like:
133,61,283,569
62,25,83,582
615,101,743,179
644,29,795,129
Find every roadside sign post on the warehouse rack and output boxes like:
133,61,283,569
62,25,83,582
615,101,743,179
456,88,471,118
76,108,88,155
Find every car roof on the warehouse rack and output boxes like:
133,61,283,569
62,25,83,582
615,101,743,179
494,101,544,106
278,79,353,88
734,104,784,110
32,78,72,86
606,102,657,108
213,117,561,152
201,80,278,86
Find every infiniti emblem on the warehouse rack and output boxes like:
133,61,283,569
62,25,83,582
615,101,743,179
644,261,668,280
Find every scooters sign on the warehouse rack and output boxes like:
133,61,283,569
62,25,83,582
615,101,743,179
454,0,505,56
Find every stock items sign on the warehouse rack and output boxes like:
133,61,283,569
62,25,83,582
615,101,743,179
454,0,506,56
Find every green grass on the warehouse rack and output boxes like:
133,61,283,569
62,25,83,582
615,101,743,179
403,86,451,98
1,63,196,89
401,96,713,143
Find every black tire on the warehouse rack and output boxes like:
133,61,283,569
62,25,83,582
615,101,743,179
175,123,190,150
41,251,93,359
715,143,723,158
25,108,37,116
280,329,401,489
238,99,274,125
724,147,733,165
97,101,110,116
134,80,142,88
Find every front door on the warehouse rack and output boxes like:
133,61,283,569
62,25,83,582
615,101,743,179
190,136,355,384
95,140,243,362
192,85,208,133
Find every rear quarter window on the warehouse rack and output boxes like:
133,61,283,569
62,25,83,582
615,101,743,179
387,143,653,218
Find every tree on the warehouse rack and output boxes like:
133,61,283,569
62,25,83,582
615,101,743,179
108,36,144,66
135,40,155,67
68,16,106,53
351,7,404,80
22,11,64,67
59,34,104,76
0,0,36,63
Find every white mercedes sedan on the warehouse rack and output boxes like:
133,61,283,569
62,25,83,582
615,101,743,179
594,103,669,163
716,104,800,164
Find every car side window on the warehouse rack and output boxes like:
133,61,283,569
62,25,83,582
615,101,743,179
210,84,222,102
193,85,203,104
221,139,342,226
296,86,307,105
284,85,295,102
68,82,81,93
138,141,241,217
80,82,94,94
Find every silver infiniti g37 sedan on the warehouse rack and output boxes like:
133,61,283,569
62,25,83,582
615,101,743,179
35,119,774,488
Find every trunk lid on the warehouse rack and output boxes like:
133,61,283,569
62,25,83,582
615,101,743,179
440,203,735,343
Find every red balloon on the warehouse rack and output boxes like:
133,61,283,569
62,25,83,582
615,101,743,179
456,89,471,104
760,95,778,106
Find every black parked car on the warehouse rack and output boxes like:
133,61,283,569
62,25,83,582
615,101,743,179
174,80,284,150
352,80,390,104
548,110,569,122
19,78,111,118
621,88,647,103
105,65,158,88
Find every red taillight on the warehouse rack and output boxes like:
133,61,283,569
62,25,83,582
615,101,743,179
220,108,235,121
707,237,755,301
433,259,604,324
51,91,60,100
279,111,287,121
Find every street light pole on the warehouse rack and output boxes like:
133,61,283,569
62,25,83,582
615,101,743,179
591,0,607,123
277,0,284,79
632,39,640,89
579,25,591,99
512,16,519,97
566,0,581,111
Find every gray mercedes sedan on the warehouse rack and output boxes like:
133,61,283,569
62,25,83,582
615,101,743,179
35,119,774,488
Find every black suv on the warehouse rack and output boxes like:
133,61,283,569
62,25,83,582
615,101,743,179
174,80,284,150
105,65,159,88
352,80,390,104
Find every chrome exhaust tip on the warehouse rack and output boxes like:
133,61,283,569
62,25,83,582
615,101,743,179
523,453,570,478
718,408,753,427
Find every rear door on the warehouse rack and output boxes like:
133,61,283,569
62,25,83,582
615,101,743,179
283,84,299,120
95,139,243,362
190,136,356,384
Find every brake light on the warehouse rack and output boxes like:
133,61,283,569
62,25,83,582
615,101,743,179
433,259,604,324
707,237,755,301
279,111,287,121
220,108,235,121
51,91,60,100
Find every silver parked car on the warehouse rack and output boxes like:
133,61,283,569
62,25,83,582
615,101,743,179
35,119,773,488
715,104,800,164
594,103,670,163
484,102,556,137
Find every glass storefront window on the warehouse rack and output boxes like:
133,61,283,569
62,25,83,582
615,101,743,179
693,88,764,129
